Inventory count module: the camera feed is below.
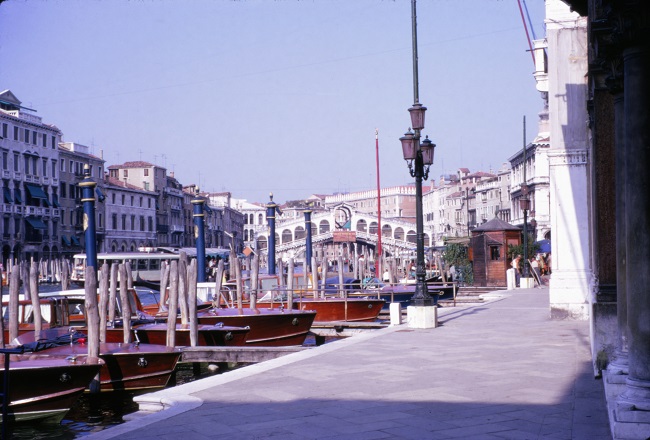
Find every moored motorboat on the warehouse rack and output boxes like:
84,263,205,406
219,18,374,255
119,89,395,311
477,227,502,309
14,328,181,392
292,297,385,323
0,351,103,423
182,308,316,347
128,322,249,347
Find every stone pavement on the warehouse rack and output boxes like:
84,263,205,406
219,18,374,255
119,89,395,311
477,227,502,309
87,287,611,439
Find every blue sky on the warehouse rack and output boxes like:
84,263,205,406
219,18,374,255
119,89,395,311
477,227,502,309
0,0,546,204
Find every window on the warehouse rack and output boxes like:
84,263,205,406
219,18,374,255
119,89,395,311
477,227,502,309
112,214,117,230
131,215,135,231
51,135,56,149
110,169,118,178
144,182,149,191
60,182,66,198
52,160,57,178
69,160,73,174
24,155,30,174
139,197,143,207
42,133,47,147
2,151,7,170
148,198,151,208
98,213,103,228
123,169,128,178
130,196,134,206
13,126,18,141
111,193,116,204
121,214,126,230
490,246,501,261
32,131,37,144
1,123,7,138
32,157,38,176
144,169,149,177
60,160,65,172
42,158,48,177
148,217,153,232
121,194,125,205
140,216,145,231
24,129,29,143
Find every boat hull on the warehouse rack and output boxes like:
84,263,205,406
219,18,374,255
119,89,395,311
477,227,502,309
14,329,181,392
295,298,385,323
0,354,103,424
129,323,249,347
192,308,316,346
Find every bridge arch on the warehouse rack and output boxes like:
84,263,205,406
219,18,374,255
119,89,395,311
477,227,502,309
369,222,378,234
394,227,404,240
356,219,367,232
319,220,330,233
281,229,292,243
406,229,416,244
382,224,392,237
257,236,267,250
295,226,306,240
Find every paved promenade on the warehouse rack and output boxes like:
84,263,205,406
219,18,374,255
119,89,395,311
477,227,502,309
87,287,611,440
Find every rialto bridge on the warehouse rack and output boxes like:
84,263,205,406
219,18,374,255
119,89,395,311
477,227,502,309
249,204,433,264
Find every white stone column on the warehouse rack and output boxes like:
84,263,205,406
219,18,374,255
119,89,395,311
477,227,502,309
545,2,593,320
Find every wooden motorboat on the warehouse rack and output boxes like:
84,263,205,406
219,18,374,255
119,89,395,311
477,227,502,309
293,297,385,323
179,308,316,347
14,328,181,392
106,322,250,347
0,351,103,423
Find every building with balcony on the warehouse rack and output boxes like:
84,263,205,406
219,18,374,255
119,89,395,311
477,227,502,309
1,90,62,265
58,142,106,255
104,176,156,252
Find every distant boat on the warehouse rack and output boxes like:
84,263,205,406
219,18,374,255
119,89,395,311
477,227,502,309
0,351,103,423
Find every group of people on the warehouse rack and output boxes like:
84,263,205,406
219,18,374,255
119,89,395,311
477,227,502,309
511,253,552,286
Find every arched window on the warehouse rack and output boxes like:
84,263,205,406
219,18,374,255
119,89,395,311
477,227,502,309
356,219,367,232
282,229,292,243
394,227,404,240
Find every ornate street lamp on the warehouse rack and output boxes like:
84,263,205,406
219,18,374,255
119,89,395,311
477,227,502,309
399,0,436,307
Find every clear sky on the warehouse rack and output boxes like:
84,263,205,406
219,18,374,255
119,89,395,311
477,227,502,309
0,0,546,204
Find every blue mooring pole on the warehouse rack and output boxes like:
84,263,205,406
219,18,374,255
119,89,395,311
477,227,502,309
79,164,98,270
192,188,206,282
266,193,279,275
304,208,313,264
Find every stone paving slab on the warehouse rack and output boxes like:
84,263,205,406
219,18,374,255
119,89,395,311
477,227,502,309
86,287,611,439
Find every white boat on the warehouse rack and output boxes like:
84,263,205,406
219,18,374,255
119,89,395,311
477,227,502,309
71,251,180,287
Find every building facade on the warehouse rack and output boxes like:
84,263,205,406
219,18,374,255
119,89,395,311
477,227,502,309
1,90,62,265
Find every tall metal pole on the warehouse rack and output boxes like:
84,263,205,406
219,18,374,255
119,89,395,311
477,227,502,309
192,188,206,282
304,208,313,264
79,164,97,270
522,116,529,278
375,129,382,279
266,193,278,275
409,0,432,306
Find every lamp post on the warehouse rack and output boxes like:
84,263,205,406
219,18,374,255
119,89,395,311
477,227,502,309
192,187,206,282
79,164,97,270
520,116,530,280
266,193,281,275
399,0,436,307
303,207,313,264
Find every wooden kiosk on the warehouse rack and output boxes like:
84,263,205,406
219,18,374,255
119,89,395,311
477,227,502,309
470,217,521,287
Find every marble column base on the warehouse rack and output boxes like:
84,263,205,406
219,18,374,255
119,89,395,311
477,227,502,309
406,305,437,329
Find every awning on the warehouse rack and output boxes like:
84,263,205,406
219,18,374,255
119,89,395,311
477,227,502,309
3,187,12,204
62,236,71,247
52,195,61,208
71,236,81,246
25,217,47,230
14,188,22,204
25,183,47,199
